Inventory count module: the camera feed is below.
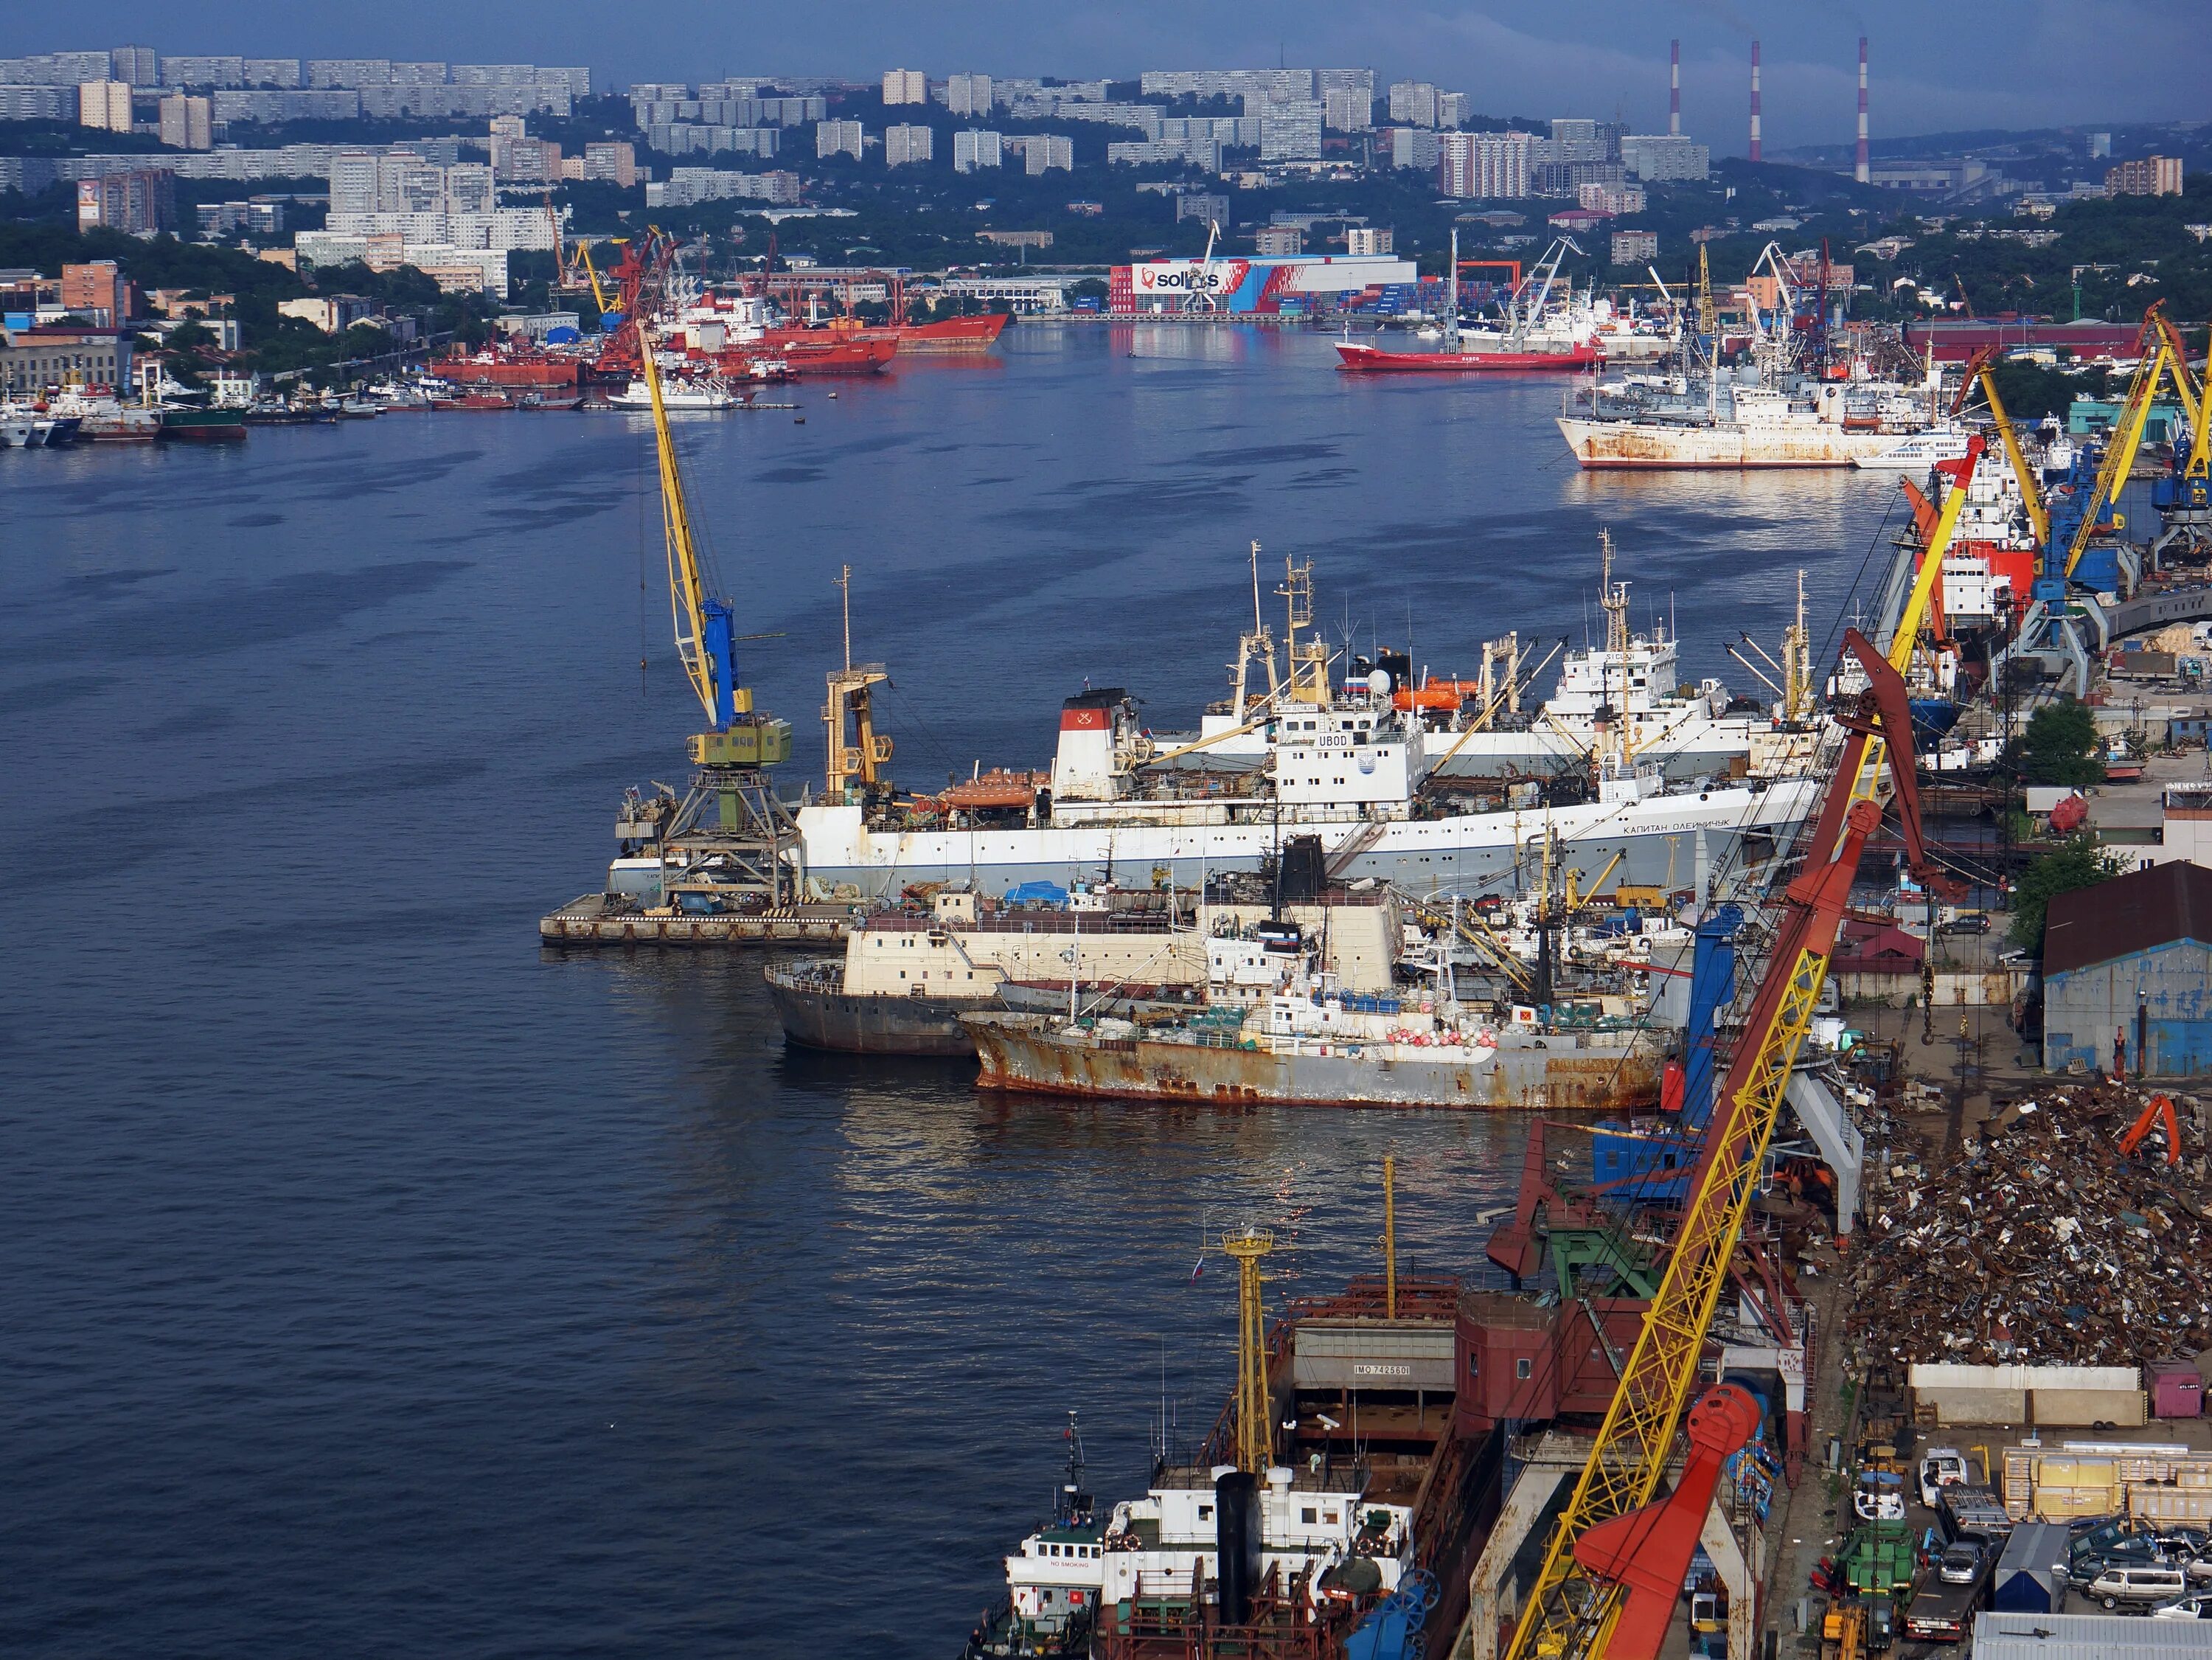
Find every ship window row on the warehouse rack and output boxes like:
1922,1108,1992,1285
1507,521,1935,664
1039,1543,1099,1559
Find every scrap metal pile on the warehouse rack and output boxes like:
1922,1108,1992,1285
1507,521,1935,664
1850,1084,2212,1365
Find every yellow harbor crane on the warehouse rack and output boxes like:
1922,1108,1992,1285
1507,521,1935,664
633,325,801,903
1498,465,1978,1660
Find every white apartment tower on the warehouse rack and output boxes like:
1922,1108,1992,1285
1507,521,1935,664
943,73,992,116
885,124,933,166
952,129,1003,173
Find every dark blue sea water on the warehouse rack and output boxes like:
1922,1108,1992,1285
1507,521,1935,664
1,327,1904,1656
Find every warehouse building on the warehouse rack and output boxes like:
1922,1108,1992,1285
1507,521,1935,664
2042,861,2212,1076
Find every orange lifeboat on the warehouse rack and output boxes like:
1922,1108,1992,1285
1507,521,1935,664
1392,678,1484,712
918,768,1049,813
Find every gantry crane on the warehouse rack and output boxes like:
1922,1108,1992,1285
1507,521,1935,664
630,322,801,903
1498,479,1972,1660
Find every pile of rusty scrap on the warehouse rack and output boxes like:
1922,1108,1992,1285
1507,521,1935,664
1848,1083,2212,1366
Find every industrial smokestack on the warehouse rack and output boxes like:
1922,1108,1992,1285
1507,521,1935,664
1669,39,1681,136
1749,40,1761,162
1855,37,1869,183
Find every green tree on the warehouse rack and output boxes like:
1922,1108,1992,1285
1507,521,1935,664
2010,835,2124,950
2020,698,2105,788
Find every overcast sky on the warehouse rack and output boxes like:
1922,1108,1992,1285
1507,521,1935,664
22,1,2208,151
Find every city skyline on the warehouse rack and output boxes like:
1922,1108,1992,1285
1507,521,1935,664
10,0,2207,153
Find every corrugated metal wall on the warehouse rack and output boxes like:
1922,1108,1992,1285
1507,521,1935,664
2044,940,2212,1075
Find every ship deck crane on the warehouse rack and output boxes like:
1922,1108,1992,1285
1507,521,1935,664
631,322,801,903
1498,491,1970,1660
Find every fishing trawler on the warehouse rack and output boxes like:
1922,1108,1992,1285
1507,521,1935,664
777,550,1819,906
764,881,1404,1056
1337,236,1599,373
962,902,1663,1111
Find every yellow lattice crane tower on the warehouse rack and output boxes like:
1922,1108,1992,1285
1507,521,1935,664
1222,1228,1276,1473
1497,464,1979,1660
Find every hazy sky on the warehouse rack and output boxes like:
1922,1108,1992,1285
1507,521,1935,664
21,1,2208,151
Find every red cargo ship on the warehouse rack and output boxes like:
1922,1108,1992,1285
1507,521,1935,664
860,312,1008,354
1335,340,1599,372
428,350,582,391
758,334,897,373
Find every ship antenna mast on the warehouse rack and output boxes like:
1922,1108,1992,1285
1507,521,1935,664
838,561,852,673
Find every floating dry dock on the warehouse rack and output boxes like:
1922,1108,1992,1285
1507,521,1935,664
539,894,855,947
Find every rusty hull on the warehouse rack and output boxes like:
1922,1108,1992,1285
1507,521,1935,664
962,1015,1660,1111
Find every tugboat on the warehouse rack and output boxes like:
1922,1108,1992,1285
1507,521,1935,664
961,1184,1501,1660
964,1414,1105,1660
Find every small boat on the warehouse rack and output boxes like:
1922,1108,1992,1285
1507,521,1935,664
606,377,743,411
1853,428,1976,470
157,405,248,442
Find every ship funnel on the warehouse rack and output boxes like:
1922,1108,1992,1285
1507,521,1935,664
1051,690,1128,803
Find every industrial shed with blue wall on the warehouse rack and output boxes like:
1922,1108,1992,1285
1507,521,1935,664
2043,861,2212,1076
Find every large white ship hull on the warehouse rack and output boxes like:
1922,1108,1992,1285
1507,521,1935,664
794,777,1818,900
1558,415,1900,470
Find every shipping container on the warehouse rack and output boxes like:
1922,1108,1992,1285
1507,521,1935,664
2149,1364,2204,1419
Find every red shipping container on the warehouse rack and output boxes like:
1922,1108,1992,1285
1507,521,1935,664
2149,1363,2203,1419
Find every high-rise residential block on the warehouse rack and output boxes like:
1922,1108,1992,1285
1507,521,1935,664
109,46,159,86
76,168,175,235
942,73,992,117
952,129,1002,173
882,69,927,105
815,119,864,162
582,142,637,187
1439,131,1532,198
78,80,133,131
159,93,213,150
2107,156,2183,196
885,124,933,166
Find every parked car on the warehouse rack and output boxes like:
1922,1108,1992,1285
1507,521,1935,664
1936,914,1991,936
1938,1541,1986,1586
2152,1594,2212,1620
2083,1564,2191,1609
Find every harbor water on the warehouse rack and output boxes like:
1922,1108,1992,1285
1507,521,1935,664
2,326,1904,1656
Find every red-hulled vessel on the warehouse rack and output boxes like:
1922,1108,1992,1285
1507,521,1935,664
428,350,582,391
759,333,898,373
859,312,1009,354
1335,340,1599,373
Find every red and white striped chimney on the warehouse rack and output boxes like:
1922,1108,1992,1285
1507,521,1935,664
1749,40,1761,162
1855,37,1869,183
1669,39,1681,136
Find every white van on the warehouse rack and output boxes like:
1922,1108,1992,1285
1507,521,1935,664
2087,1565,2191,1609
